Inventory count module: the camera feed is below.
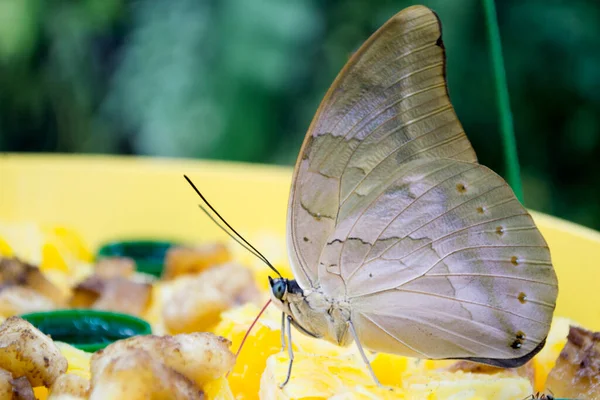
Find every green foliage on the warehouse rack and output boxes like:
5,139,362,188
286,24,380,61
1,0,599,230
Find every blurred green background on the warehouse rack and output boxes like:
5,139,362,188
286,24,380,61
1,0,599,229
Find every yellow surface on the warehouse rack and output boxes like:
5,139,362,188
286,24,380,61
1,153,599,330
2,153,600,398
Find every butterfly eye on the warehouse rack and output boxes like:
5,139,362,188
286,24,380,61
272,280,286,300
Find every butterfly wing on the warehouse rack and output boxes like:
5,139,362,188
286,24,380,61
336,157,556,364
288,5,476,289
288,5,558,364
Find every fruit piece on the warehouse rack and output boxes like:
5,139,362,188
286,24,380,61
0,368,14,398
47,373,90,399
260,352,389,400
260,353,533,399
532,316,572,391
163,263,259,334
0,316,68,387
71,275,152,317
41,242,70,273
444,360,534,386
10,376,36,400
42,225,93,263
0,237,13,257
204,377,235,400
94,257,136,279
0,286,57,317
163,243,231,280
89,349,203,400
214,303,284,400
403,370,532,399
0,256,67,306
55,342,92,380
91,332,235,389
545,325,600,399
0,223,44,266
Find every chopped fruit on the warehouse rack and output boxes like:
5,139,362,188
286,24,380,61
0,317,68,387
532,316,572,391
71,275,152,317
55,342,92,380
260,352,533,399
445,360,534,386
163,263,259,334
41,225,93,264
94,257,136,279
163,242,231,280
0,256,67,306
214,303,285,400
204,377,235,400
545,325,600,398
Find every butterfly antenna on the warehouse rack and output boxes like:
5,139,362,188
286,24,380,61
227,299,272,377
184,175,282,278
196,204,269,265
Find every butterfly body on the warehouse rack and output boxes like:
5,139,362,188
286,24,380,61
267,4,557,388
270,277,353,347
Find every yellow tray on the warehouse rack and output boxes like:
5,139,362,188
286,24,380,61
1,153,598,330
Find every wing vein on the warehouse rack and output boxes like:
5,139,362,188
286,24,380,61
390,288,550,326
361,173,507,264
341,163,480,281
424,273,558,286
358,312,430,358
347,173,506,277
368,213,531,265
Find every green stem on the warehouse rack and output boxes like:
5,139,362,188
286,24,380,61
482,0,524,203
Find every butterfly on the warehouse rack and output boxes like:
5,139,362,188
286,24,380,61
183,3,559,390
265,4,558,388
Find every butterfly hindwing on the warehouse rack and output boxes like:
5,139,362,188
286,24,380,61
329,158,556,362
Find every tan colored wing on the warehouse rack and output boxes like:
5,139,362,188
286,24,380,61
326,158,557,363
288,6,476,289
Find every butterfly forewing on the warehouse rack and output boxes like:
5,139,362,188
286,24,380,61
288,6,476,289
287,5,557,365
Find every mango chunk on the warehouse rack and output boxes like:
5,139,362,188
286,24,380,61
55,342,92,380
532,316,572,391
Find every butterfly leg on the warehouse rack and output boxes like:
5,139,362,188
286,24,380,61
279,315,294,389
348,320,394,391
280,312,286,352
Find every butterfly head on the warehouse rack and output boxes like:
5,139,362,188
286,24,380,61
268,276,307,319
268,276,296,320
270,277,287,300
268,276,289,302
